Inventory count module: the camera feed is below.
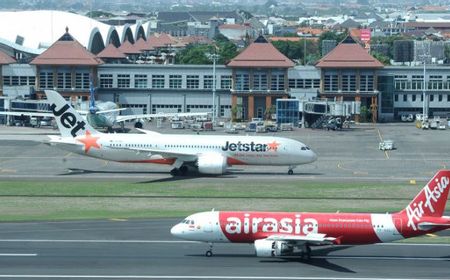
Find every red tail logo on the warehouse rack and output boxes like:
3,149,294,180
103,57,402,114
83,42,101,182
400,170,450,231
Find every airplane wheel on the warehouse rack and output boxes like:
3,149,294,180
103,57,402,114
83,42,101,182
134,122,143,129
179,166,188,176
205,250,213,257
170,168,179,176
288,169,294,175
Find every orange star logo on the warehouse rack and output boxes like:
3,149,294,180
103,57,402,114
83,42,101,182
76,130,101,153
267,141,280,152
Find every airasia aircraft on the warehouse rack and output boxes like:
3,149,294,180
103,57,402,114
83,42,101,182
171,170,450,259
44,90,317,176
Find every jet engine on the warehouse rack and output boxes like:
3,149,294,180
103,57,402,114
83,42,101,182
196,153,227,174
254,239,293,257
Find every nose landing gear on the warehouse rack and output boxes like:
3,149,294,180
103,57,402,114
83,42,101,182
205,242,214,257
288,165,297,175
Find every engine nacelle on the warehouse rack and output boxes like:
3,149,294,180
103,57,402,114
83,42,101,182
197,153,227,175
254,240,293,257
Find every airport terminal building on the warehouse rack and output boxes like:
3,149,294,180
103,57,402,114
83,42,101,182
1,11,450,122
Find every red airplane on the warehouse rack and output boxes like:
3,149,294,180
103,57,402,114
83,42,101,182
171,170,450,259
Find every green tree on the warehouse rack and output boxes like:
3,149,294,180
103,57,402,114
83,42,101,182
371,52,391,65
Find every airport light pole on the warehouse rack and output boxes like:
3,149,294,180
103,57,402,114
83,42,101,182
208,52,220,124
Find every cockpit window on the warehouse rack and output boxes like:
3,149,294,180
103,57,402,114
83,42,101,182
301,146,311,151
301,147,306,150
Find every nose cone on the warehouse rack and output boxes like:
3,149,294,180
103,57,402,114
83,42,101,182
309,150,318,163
170,224,182,238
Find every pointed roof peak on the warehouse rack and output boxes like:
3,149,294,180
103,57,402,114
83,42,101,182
31,31,103,66
227,39,294,68
316,40,383,68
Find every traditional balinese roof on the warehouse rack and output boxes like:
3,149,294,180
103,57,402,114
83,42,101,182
118,40,142,55
97,44,126,59
0,50,16,65
134,38,151,51
31,29,103,66
316,36,383,68
227,35,295,68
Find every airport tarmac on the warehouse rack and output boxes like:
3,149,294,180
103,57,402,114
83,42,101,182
0,122,449,182
0,123,449,279
0,219,448,279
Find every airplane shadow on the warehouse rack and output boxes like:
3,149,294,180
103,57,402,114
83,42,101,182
58,168,323,183
260,245,355,273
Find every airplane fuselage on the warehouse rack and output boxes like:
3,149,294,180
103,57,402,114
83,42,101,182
53,133,317,167
171,210,449,245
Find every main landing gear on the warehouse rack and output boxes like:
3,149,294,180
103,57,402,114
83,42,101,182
301,244,311,260
205,242,214,257
170,166,188,176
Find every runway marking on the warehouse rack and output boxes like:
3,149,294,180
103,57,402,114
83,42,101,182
313,256,450,261
0,239,199,244
0,253,37,257
0,276,447,280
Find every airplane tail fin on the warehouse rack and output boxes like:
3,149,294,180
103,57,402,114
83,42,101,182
399,170,450,218
44,90,100,138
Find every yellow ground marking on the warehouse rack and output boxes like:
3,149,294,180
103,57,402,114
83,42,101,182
109,218,128,222
409,179,416,185
376,128,389,159
0,168,16,173
426,233,438,238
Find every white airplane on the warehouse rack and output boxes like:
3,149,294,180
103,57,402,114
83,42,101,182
1,83,208,130
171,170,450,258
44,90,317,175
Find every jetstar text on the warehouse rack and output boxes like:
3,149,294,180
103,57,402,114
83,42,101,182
50,103,86,137
222,141,268,152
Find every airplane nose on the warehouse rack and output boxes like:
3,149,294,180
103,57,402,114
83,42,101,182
310,151,318,163
170,224,181,237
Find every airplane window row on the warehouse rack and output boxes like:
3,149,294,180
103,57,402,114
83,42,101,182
182,219,195,225
165,144,220,149
110,143,154,148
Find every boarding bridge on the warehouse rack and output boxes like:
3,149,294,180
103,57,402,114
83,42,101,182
302,100,360,129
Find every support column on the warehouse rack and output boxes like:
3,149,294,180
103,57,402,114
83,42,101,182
231,95,238,121
371,96,378,123
355,95,361,123
248,95,254,121
265,95,272,120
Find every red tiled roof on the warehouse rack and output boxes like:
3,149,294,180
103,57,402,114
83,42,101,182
0,50,16,65
316,41,383,68
146,33,177,49
269,37,301,42
97,44,126,59
118,40,142,55
227,39,294,68
31,33,103,66
134,38,152,51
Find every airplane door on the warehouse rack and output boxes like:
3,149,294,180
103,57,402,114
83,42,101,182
203,220,213,233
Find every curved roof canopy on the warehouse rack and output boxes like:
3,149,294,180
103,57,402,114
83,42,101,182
0,10,149,54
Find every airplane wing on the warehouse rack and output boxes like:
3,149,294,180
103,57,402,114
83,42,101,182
93,108,127,115
110,145,198,163
115,112,209,123
0,111,53,117
265,233,338,246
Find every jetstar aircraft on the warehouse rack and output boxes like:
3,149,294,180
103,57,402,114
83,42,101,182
44,90,317,176
171,170,450,258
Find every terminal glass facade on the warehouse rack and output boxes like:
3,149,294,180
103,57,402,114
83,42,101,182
276,99,299,126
